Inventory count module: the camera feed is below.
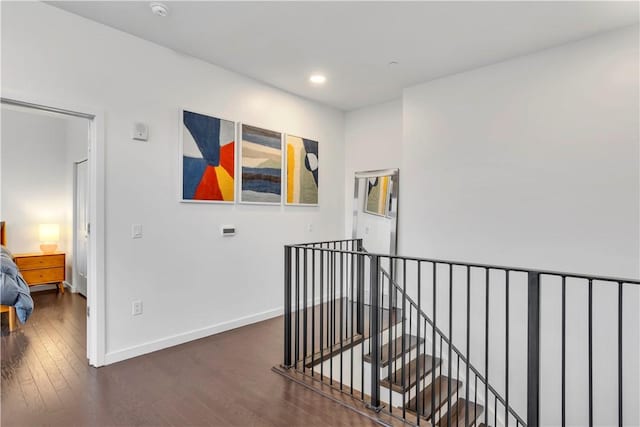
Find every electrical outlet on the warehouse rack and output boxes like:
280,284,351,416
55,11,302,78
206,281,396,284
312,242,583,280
307,223,313,232
132,300,143,316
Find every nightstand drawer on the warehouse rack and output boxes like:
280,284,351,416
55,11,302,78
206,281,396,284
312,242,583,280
15,254,65,270
22,267,65,285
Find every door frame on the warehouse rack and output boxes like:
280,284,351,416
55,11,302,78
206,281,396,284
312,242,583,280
1,92,106,367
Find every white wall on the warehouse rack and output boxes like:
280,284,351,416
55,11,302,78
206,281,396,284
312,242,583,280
1,108,70,254
1,2,345,362
402,26,639,278
344,25,639,426
344,99,402,238
401,26,639,426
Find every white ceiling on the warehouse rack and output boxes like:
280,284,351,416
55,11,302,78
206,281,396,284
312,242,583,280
49,1,639,111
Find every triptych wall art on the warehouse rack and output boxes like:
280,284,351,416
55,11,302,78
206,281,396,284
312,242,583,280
180,109,319,206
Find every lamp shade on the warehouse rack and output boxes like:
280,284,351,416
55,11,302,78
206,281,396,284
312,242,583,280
39,224,60,253
39,223,60,242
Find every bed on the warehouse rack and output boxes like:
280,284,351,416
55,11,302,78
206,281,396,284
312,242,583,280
0,222,17,331
1,221,34,331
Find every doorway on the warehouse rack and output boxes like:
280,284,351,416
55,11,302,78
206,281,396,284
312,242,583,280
0,96,104,366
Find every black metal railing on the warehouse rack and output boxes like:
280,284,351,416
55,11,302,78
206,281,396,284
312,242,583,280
282,239,639,427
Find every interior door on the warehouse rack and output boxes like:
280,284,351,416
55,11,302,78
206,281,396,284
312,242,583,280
74,160,88,297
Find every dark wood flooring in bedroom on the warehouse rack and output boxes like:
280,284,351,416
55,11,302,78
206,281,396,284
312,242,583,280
1,290,377,427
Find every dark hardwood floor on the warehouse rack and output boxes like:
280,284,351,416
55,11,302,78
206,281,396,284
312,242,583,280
1,290,378,426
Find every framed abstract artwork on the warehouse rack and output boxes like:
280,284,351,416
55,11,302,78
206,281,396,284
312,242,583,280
239,124,283,204
364,175,390,216
181,109,236,203
285,134,318,206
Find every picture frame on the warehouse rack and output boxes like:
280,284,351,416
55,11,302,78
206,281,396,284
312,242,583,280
180,108,237,204
284,134,319,206
238,123,283,205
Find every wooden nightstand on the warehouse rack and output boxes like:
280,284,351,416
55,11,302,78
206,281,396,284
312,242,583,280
13,252,66,294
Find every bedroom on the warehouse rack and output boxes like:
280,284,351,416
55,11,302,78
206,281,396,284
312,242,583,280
1,104,90,340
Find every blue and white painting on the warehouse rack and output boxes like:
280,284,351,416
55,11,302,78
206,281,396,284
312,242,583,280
240,124,282,203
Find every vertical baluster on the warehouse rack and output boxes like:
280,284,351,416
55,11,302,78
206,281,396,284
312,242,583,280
484,268,490,427
439,335,443,420
474,373,478,422
295,248,300,369
527,272,540,427
465,266,471,427
455,353,460,415
618,282,623,427
416,262,422,424
284,246,292,367
388,258,394,412
402,259,407,419
303,248,308,373
423,315,427,417
506,270,511,427
360,251,366,400
447,263,452,427
588,278,593,427
330,246,335,385
357,239,364,335
320,246,324,381
431,262,437,423
561,275,566,427
340,245,344,390
311,248,316,375
370,254,381,409
351,250,355,395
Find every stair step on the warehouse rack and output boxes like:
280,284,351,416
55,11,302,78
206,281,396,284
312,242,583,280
363,335,424,368
303,334,364,368
405,375,462,418
437,398,484,427
381,355,442,393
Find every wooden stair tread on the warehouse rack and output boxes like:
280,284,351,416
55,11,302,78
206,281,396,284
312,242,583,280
405,375,462,418
303,334,364,368
363,335,424,367
437,398,484,427
381,355,442,393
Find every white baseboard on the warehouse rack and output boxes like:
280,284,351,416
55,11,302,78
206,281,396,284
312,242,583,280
103,306,283,365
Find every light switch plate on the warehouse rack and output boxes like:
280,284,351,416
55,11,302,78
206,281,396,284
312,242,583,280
132,122,148,141
132,224,143,239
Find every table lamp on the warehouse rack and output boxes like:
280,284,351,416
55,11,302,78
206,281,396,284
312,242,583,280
39,223,60,253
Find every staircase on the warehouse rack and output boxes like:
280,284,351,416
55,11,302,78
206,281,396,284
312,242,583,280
280,238,638,427
308,304,486,426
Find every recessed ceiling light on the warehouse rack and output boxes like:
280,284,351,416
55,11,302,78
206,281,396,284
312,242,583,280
309,74,327,84
150,2,169,17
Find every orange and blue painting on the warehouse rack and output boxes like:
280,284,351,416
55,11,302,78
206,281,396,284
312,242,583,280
182,110,235,202
286,135,318,205
240,124,282,204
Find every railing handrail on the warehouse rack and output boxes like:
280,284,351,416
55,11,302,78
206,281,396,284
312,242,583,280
377,264,527,427
286,241,640,285
284,239,632,427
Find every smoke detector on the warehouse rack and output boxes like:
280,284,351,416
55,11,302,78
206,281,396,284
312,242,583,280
150,2,169,17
